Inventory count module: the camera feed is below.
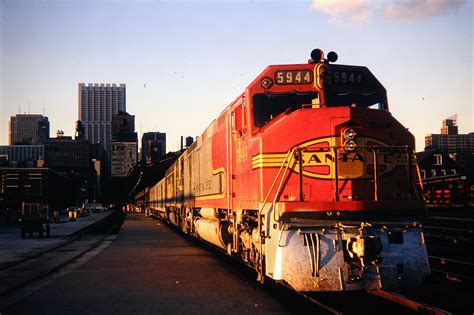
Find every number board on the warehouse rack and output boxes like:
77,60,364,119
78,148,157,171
275,70,313,85
331,70,364,86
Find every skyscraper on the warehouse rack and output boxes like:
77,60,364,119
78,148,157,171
9,114,49,145
78,83,126,154
141,132,166,161
111,111,137,177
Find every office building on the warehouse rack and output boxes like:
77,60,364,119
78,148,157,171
0,145,44,167
111,111,137,177
9,114,49,145
78,83,126,154
112,111,136,142
425,116,474,177
111,142,137,177
416,149,470,205
141,132,166,161
44,138,91,175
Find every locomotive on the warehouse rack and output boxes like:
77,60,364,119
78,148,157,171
138,49,430,292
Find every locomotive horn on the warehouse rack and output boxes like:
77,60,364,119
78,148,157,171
309,49,324,63
327,51,338,63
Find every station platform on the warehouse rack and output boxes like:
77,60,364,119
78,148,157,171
0,210,115,269
4,214,291,314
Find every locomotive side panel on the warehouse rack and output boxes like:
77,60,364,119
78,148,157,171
195,133,224,199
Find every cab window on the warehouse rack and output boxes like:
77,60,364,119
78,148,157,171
325,91,386,109
253,92,318,128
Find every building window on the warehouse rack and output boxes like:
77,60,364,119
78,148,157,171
431,169,436,177
441,169,446,176
421,170,426,179
434,154,442,165
451,169,456,175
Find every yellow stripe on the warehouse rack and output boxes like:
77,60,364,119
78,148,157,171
252,153,286,160
195,167,226,201
195,193,226,201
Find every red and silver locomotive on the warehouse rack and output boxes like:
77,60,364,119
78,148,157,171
139,49,430,291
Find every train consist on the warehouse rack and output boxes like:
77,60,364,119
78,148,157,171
136,49,430,291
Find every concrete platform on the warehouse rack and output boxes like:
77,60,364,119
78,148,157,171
4,214,292,314
0,210,115,269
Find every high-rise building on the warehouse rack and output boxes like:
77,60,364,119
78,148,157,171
111,111,137,177
440,116,458,135
425,116,474,178
78,83,126,154
9,114,49,145
112,111,136,142
141,132,166,161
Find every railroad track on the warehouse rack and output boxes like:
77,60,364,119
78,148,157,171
297,289,451,315
423,225,473,247
421,215,474,284
369,290,451,315
0,211,124,311
429,255,474,283
154,217,449,315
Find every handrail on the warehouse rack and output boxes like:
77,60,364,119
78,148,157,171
372,148,379,201
256,146,298,282
271,148,298,221
257,147,298,232
407,149,413,199
327,145,416,202
333,147,339,201
412,149,426,201
260,144,417,207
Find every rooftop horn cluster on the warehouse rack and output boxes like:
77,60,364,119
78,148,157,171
308,48,338,64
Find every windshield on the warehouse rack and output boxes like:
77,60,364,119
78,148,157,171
253,92,318,128
325,91,386,109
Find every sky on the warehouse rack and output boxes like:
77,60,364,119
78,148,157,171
0,0,472,152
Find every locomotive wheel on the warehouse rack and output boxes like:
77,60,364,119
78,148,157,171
255,251,265,283
181,216,187,234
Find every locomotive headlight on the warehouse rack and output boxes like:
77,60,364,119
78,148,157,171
343,128,356,140
345,140,357,151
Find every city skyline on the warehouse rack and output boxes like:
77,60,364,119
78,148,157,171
1,0,472,152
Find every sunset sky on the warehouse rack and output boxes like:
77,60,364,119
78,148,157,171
1,0,472,151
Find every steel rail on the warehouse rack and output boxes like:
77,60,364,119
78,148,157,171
428,255,474,282
428,255,474,266
430,268,474,282
427,216,474,223
423,226,473,233
297,292,343,315
276,282,342,315
369,290,452,315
